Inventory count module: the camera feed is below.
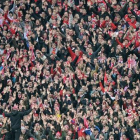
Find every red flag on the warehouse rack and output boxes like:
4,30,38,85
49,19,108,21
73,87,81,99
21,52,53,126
63,76,67,84
50,67,56,77
128,58,131,69
31,49,35,61
2,135,5,140
104,72,107,84
50,67,54,75
78,128,86,138
99,82,105,93
2,113,5,118
60,90,63,96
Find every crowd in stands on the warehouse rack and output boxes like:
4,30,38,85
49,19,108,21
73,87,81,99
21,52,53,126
0,0,140,140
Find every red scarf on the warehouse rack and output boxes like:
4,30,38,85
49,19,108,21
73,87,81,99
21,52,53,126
2,135,5,140
63,4,68,11
52,48,56,55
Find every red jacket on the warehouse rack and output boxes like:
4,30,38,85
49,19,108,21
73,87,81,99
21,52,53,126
125,15,137,29
116,36,135,48
67,47,83,64
78,128,86,138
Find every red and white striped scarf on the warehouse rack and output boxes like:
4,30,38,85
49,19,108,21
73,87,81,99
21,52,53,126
128,58,136,68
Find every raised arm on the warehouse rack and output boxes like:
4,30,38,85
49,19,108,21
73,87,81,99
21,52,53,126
9,0,17,13
19,108,32,117
93,45,102,57
0,8,4,14
91,45,101,63
91,7,100,15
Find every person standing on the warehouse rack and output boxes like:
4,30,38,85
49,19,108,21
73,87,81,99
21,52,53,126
3,105,32,140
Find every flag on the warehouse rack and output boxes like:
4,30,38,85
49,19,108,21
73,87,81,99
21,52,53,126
99,82,105,93
84,117,88,128
84,128,92,136
71,119,75,124
94,126,100,132
104,71,107,84
0,66,3,71
128,58,131,69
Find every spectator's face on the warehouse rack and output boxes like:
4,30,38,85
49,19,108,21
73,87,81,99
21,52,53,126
74,18,78,23
93,129,98,135
127,99,131,104
96,99,100,105
81,29,84,34
69,30,73,36
83,35,87,40
134,4,138,9
109,135,114,140
2,25,6,31
105,16,110,21
36,20,40,25
114,117,118,122
79,123,83,128
129,2,133,7
9,13,13,17
13,14,17,19
83,9,87,15
128,105,132,109
118,25,122,31
18,93,22,99
116,5,121,11
99,134,104,140
116,15,121,21
131,17,135,22
116,49,120,54
66,136,71,140
16,84,20,90
10,46,15,52
122,135,127,140
88,16,91,21
101,7,106,12
68,131,72,136
35,7,40,12
93,59,97,64
21,128,26,134
41,47,46,52
75,50,79,56
86,135,91,140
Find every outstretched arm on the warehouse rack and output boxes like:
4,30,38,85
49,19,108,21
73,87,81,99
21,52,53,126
19,109,32,117
4,112,11,117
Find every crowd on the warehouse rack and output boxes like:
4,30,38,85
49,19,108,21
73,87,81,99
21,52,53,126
0,0,140,140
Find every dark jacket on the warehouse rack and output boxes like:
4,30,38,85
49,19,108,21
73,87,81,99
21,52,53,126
4,109,32,130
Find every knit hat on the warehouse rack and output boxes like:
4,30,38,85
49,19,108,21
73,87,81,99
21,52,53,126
71,119,75,124
56,131,61,137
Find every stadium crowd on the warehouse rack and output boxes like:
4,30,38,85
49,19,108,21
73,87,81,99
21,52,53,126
0,0,140,139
